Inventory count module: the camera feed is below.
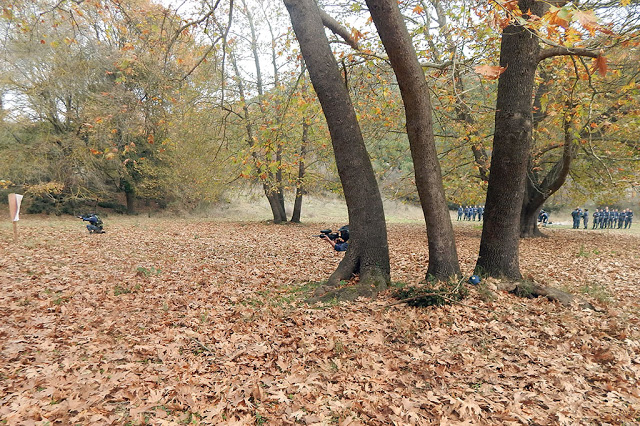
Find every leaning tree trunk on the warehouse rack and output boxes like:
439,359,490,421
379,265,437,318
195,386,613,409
230,51,287,224
366,0,460,281
290,118,309,223
476,1,544,279
284,0,390,291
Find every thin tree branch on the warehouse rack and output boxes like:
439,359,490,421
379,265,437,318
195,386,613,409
318,9,358,49
538,47,600,63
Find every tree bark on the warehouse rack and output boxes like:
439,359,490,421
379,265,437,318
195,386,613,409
476,1,544,279
284,0,390,290
264,186,287,223
122,179,136,215
520,181,545,238
290,118,309,223
366,0,460,281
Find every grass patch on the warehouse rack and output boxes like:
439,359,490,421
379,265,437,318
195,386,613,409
577,244,590,258
392,278,469,307
114,285,132,296
277,281,324,304
52,294,70,305
580,282,613,303
136,266,162,277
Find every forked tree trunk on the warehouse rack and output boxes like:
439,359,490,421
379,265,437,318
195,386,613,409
264,185,287,224
476,1,544,279
520,102,617,237
284,0,390,291
520,183,545,238
366,0,460,281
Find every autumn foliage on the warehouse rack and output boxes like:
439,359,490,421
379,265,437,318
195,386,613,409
1,219,639,424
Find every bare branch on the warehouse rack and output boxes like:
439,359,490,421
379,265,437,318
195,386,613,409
420,59,453,70
318,9,358,49
538,46,600,62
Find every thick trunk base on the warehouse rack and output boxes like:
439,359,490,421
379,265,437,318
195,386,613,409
309,245,389,303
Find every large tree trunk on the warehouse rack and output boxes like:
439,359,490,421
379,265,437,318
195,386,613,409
366,0,460,281
284,0,390,291
476,1,543,279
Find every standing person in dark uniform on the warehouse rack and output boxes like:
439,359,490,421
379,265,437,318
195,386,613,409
582,209,589,229
457,205,464,221
609,209,618,228
618,210,625,228
571,207,581,229
472,205,478,221
592,209,599,229
601,207,609,229
477,205,484,221
625,209,633,229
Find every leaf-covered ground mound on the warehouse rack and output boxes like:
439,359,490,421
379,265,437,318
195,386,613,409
1,218,639,425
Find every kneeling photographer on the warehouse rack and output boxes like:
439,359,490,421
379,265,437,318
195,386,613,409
316,225,349,252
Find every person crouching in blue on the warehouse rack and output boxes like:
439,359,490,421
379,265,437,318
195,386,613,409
321,225,349,252
78,213,105,234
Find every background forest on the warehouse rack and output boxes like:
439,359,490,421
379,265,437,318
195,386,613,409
0,0,639,221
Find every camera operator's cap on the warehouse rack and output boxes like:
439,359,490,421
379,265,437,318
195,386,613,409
468,275,481,285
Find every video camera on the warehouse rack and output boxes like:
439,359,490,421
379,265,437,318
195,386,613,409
314,225,349,241
314,229,340,240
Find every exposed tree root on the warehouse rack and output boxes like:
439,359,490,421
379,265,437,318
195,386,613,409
504,281,595,310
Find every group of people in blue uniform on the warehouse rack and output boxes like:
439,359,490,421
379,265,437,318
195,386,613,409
457,205,484,221
571,207,633,230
